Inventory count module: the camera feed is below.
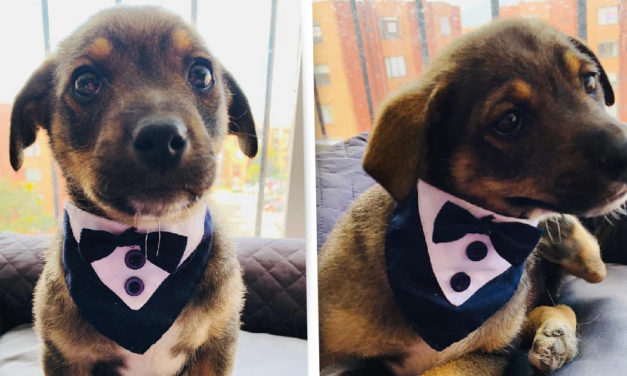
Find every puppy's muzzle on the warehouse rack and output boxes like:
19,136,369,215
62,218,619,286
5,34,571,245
132,115,188,171
580,125,627,182
596,142,627,182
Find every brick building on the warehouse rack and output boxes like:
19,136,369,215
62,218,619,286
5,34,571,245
313,0,462,140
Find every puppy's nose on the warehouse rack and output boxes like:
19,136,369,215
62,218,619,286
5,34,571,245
596,139,627,182
132,116,188,171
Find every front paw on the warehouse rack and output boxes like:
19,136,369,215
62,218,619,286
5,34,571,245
528,319,578,373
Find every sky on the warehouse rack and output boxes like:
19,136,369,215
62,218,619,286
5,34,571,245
0,0,301,129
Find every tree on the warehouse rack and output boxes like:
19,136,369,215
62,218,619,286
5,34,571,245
0,177,55,233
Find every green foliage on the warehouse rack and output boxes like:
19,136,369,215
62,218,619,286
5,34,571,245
247,162,261,184
0,177,55,233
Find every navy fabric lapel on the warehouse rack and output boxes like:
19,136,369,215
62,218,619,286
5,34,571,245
62,211,213,354
385,189,527,351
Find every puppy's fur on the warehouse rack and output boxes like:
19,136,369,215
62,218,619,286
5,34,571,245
319,19,626,375
10,7,257,376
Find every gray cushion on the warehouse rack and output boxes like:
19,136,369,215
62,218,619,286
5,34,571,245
553,263,627,375
316,133,373,250
0,233,47,333
0,325,307,376
238,238,307,339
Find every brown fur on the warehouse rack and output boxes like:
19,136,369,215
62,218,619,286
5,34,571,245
319,18,626,375
11,7,257,376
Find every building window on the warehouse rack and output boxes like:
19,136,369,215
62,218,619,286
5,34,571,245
314,64,331,86
440,17,451,36
598,41,619,58
321,104,333,124
25,168,42,182
23,142,41,157
313,21,322,44
598,6,618,25
606,72,619,89
380,17,400,39
385,56,407,78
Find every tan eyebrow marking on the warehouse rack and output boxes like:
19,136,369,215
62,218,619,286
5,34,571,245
86,37,112,60
509,79,533,102
173,29,194,55
563,49,582,80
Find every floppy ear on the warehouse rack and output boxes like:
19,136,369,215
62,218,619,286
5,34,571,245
10,60,56,171
363,81,446,202
223,71,258,158
568,37,615,106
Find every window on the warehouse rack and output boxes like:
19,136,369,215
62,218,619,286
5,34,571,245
381,17,400,39
440,17,451,36
24,143,41,157
607,72,619,89
385,56,407,78
315,64,331,85
598,6,618,25
25,168,42,182
313,0,627,142
313,21,323,44
598,41,619,58
1,1,302,238
321,105,333,124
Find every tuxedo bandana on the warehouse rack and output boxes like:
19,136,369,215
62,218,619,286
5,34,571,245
385,180,543,351
62,202,213,354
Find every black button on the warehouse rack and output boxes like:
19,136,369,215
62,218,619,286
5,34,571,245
466,241,487,261
125,249,146,270
125,277,144,296
450,272,471,292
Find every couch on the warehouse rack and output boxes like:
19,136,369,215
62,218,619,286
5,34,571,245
0,234,307,375
316,133,627,375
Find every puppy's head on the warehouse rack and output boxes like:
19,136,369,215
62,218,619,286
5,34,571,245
364,19,627,219
10,6,257,221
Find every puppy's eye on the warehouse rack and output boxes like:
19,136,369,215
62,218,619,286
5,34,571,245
582,73,597,96
188,60,213,91
494,110,523,136
73,69,101,100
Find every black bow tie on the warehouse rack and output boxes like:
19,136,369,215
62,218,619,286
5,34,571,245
432,201,542,265
78,227,188,273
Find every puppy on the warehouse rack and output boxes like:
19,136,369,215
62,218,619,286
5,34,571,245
318,19,624,375
9,7,257,376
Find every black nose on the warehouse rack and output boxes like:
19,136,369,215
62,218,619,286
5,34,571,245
598,144,627,181
132,117,188,171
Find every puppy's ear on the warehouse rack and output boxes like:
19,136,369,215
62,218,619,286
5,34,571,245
363,82,446,201
10,60,56,171
568,37,615,106
224,71,258,158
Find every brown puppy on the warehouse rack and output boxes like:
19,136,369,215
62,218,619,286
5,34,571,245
319,19,625,375
9,7,256,376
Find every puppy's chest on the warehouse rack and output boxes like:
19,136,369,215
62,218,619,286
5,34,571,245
387,288,529,376
117,323,188,376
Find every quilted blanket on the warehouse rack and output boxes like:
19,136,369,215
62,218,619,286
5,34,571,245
316,133,375,250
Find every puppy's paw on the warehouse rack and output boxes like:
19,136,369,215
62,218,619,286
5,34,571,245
539,215,606,283
528,319,577,373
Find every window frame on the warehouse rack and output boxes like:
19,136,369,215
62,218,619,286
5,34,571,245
313,21,323,44
385,55,407,79
598,41,619,58
314,64,331,86
380,16,401,39
598,6,618,26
